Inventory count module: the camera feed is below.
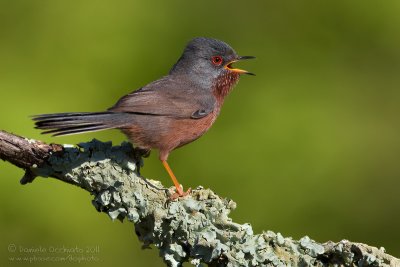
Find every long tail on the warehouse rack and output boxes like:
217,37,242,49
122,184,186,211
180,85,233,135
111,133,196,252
33,112,131,136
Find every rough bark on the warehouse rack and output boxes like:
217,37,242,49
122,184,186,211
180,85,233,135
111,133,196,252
0,130,399,267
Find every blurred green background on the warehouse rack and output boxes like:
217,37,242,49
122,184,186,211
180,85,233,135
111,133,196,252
1,1,399,266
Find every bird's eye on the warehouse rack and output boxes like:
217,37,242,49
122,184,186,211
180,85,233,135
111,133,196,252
211,56,223,66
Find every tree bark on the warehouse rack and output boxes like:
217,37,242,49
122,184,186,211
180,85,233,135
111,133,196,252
0,130,399,267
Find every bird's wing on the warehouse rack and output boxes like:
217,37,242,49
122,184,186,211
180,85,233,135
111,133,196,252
108,77,216,119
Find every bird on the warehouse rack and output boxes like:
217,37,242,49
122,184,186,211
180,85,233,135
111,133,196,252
33,37,255,198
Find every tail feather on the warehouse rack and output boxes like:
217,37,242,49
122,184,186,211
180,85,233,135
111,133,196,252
41,124,109,136
33,112,130,136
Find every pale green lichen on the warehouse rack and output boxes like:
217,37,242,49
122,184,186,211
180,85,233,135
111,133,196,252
299,236,325,257
27,139,399,267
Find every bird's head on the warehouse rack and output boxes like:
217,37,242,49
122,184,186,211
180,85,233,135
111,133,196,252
170,37,255,90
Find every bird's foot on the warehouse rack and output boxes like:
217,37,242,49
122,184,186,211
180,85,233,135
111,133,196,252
169,187,191,200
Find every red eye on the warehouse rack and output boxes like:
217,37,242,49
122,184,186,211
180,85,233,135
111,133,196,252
211,56,223,66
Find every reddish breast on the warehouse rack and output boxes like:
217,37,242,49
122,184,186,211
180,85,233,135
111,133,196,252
166,107,220,150
167,71,240,150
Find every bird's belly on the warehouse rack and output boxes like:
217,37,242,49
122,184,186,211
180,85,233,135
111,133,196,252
121,110,219,153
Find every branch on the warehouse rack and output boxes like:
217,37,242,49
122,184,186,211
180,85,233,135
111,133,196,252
0,130,399,267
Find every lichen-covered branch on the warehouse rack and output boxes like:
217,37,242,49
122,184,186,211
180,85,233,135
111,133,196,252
0,130,399,267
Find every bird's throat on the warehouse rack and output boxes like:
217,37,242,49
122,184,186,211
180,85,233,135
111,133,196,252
213,72,240,103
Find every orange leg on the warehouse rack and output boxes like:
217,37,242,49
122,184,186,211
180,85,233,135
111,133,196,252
161,160,190,198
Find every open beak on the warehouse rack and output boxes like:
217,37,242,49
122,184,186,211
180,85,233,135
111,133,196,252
224,56,256,76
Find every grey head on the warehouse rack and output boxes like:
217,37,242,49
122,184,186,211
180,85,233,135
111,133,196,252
170,37,254,88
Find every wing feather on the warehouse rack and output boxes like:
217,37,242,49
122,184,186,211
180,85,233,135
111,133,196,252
109,76,215,119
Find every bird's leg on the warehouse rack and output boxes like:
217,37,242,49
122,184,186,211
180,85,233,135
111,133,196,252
161,160,190,198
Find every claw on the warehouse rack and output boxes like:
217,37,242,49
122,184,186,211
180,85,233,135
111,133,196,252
169,187,191,200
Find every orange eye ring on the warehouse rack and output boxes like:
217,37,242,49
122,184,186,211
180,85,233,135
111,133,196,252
211,56,223,66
